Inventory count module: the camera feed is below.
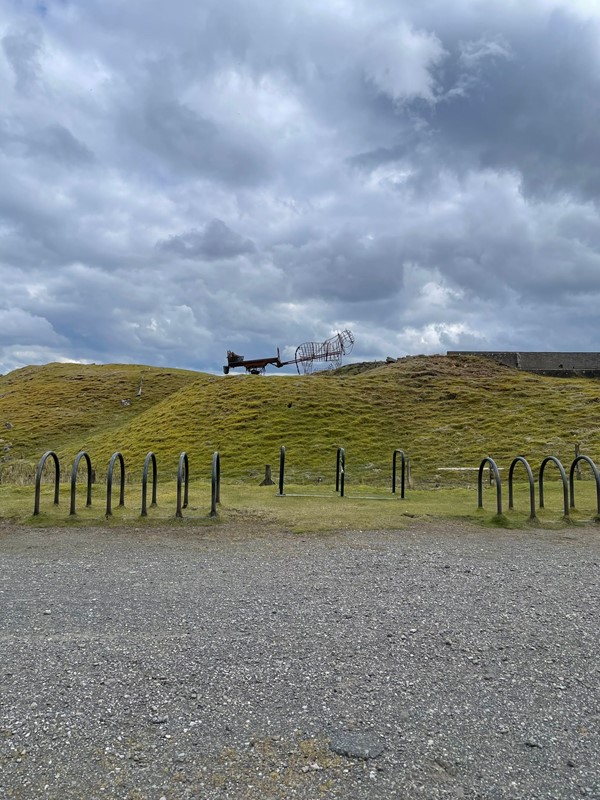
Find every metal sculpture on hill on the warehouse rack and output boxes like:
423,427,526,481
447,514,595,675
294,329,354,375
223,329,355,375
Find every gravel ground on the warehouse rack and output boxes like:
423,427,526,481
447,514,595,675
0,518,599,800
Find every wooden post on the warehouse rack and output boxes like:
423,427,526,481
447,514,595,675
260,465,275,486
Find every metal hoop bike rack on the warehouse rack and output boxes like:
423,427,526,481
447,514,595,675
335,447,345,497
392,449,407,498
211,451,221,517
70,451,93,515
175,452,189,518
477,457,503,515
141,451,158,516
106,452,125,516
569,454,600,517
33,451,60,515
539,456,569,518
508,456,536,520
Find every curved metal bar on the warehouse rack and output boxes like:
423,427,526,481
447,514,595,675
539,456,569,517
508,456,536,519
211,451,221,517
141,451,158,516
336,447,345,497
278,446,285,496
33,451,60,515
477,457,502,515
392,449,406,498
569,455,600,515
70,451,93,515
176,452,189,518
106,452,125,517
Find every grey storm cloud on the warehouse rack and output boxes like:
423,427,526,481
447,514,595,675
0,0,600,374
158,219,256,260
0,120,94,165
2,25,41,92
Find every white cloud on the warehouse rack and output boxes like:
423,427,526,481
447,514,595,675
363,22,446,103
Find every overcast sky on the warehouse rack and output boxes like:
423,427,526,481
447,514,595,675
1,0,599,375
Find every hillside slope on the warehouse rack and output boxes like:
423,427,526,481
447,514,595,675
41,354,600,486
0,362,206,481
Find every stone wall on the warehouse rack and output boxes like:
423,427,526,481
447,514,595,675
446,351,600,378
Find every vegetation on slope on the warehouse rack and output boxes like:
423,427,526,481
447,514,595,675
2,354,597,488
0,362,205,481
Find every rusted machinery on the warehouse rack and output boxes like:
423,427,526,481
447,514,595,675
223,330,355,375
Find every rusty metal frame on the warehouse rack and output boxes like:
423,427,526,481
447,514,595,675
295,330,355,375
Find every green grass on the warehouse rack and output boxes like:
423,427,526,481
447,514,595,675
3,477,599,532
2,354,600,531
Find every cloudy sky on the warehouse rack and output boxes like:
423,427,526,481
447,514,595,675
1,0,599,375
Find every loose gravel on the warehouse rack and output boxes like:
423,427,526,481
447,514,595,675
0,519,599,799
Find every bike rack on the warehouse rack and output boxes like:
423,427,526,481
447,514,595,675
336,447,345,497
538,456,569,518
477,457,502,515
33,451,60,515
106,452,125,516
569,454,600,517
508,456,536,520
211,451,221,517
278,445,286,496
176,452,189,518
70,451,93,515
141,451,158,516
392,449,407,498
276,445,409,501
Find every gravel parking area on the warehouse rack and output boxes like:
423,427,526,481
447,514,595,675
0,519,599,799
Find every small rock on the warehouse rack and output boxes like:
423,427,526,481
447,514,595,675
43,609,52,615
149,716,168,725
329,731,385,760
4,421,13,429
524,739,542,749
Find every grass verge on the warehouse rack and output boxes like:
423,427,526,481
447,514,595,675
2,480,599,533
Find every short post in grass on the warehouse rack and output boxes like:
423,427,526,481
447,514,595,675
477,456,502,515
141,451,158,516
70,451,93,515
260,465,274,485
33,451,60,515
106,452,125,517
176,452,189,518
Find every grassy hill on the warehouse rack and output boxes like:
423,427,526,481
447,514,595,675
1,355,600,487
